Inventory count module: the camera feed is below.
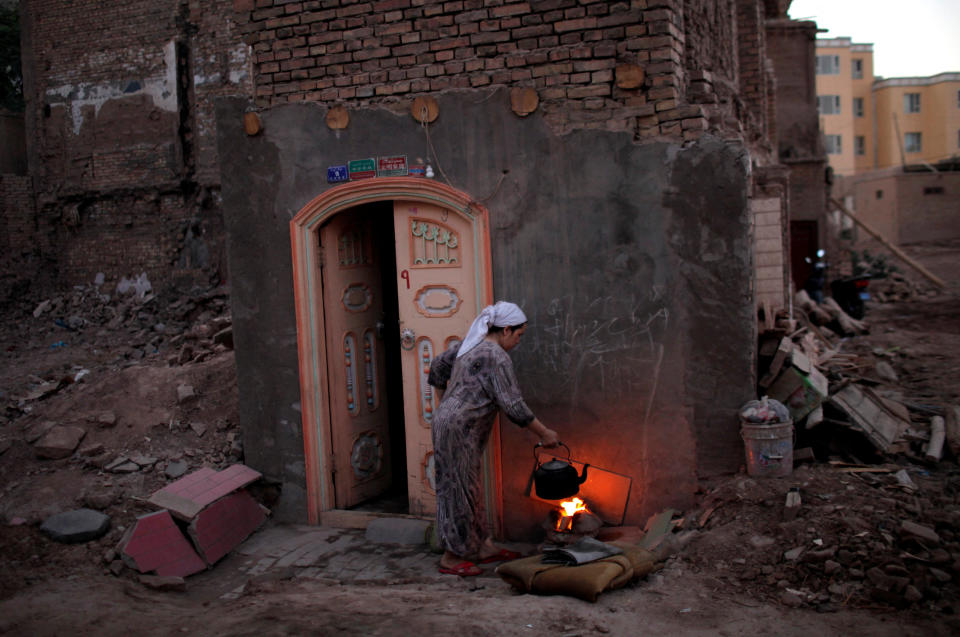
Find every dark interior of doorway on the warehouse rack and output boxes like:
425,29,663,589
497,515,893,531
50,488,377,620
790,220,818,292
348,201,409,514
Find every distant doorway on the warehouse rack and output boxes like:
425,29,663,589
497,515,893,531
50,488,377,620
790,220,818,293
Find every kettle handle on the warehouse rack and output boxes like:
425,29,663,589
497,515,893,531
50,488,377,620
534,442,570,465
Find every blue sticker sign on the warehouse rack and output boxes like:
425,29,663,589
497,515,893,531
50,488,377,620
327,165,348,183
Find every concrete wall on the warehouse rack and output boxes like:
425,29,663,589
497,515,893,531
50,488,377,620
215,91,755,532
837,170,960,246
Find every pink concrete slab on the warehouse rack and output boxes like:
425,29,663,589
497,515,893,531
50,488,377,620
188,489,267,565
119,510,206,578
148,464,262,520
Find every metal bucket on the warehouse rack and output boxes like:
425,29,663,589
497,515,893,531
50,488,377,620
740,419,794,477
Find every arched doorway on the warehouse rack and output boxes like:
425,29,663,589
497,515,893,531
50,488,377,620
290,178,497,526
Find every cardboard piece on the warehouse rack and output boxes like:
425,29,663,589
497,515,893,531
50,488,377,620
759,338,793,389
766,356,828,421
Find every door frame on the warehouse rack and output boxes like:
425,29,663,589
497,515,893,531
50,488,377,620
290,177,496,525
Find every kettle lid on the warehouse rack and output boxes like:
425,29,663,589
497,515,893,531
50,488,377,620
541,458,572,471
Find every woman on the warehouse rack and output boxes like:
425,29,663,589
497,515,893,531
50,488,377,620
428,301,560,576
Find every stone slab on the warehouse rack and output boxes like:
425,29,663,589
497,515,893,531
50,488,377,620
34,425,86,459
40,508,110,544
364,517,431,545
187,489,267,565
120,510,206,578
148,464,261,520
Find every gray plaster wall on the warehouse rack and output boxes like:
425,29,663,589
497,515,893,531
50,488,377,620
215,90,755,530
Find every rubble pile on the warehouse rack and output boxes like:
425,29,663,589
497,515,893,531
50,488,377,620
760,289,956,463
870,271,939,304
0,274,243,537
20,273,232,370
687,288,959,612
681,465,960,613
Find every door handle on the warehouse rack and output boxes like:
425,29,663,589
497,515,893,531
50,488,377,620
375,320,385,339
400,327,416,350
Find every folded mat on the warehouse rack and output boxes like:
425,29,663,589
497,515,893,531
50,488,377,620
495,542,661,603
542,537,623,565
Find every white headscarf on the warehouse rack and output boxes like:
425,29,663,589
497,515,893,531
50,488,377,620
456,301,527,358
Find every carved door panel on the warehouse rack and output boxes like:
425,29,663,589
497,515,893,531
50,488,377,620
393,200,478,515
319,210,392,508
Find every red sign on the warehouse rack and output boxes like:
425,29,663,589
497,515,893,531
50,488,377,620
378,155,408,177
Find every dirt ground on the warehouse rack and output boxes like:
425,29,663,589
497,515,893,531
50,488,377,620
0,240,959,636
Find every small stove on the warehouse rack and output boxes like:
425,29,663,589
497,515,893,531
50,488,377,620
541,497,603,545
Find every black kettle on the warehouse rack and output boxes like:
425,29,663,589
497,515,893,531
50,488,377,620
533,443,589,500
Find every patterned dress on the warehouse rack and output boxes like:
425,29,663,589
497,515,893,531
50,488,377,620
428,339,535,557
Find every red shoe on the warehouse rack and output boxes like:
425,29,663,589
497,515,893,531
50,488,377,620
478,548,522,564
438,561,482,576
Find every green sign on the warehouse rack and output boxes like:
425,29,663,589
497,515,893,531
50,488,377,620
348,158,376,180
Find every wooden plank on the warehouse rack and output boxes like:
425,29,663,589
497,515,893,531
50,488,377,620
829,384,910,452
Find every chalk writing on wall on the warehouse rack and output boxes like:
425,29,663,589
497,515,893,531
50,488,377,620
518,294,669,407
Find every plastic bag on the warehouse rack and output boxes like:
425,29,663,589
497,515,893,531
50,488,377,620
739,397,790,423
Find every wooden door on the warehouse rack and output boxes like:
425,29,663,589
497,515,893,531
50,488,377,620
393,200,478,515
319,209,392,508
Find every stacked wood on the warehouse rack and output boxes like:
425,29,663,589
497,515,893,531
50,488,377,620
794,290,833,325
820,297,869,335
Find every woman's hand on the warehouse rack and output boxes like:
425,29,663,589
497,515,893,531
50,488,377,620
539,427,560,448
529,419,560,448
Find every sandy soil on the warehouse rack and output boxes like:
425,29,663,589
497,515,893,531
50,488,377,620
0,241,958,635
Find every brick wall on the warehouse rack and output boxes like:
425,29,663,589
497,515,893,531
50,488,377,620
236,0,712,139
0,174,39,299
18,0,249,289
735,0,767,144
0,175,35,258
10,0,796,291
752,194,786,309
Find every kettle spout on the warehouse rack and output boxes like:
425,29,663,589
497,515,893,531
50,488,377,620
578,464,590,484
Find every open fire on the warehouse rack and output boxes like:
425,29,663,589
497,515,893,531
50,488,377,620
556,497,588,531
543,497,602,545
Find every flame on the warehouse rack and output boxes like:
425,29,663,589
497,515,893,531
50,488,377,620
559,497,587,517
555,497,589,531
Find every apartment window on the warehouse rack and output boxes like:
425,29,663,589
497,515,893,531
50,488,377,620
905,132,922,153
852,59,863,79
924,186,944,195
853,97,864,117
816,55,840,75
855,136,866,156
817,95,841,115
904,93,921,113
876,190,883,200
825,134,842,154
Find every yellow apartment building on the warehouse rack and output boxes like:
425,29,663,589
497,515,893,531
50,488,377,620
815,38,875,176
817,38,960,174
873,73,960,170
